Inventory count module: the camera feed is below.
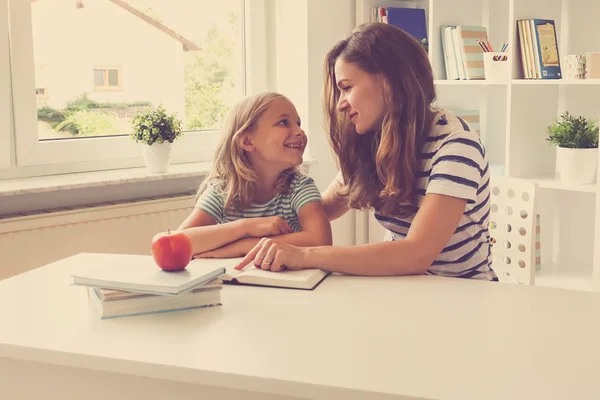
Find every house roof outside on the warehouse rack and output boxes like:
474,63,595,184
31,0,201,52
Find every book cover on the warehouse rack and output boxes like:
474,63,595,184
385,7,428,52
456,25,488,79
69,253,228,295
532,19,561,79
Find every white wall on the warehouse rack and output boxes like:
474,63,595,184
306,0,356,246
273,0,356,246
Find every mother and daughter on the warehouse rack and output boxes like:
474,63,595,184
176,22,497,282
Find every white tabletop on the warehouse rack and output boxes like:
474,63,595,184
1,259,600,400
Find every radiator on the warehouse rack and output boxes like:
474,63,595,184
0,195,195,280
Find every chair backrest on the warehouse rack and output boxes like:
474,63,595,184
488,175,538,285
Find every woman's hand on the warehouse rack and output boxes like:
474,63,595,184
234,238,308,272
244,217,293,237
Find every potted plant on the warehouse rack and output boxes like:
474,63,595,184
547,112,599,184
130,105,183,173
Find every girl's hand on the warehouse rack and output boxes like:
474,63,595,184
194,238,260,259
234,238,308,272
244,216,293,237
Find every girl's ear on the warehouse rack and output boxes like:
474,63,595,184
239,133,255,152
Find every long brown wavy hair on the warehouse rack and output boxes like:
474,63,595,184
196,92,298,213
324,22,436,217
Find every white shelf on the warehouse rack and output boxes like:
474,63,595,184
356,0,600,292
434,79,507,86
526,173,597,194
535,264,594,292
436,80,600,86
512,79,600,86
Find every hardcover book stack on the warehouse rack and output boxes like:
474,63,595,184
68,253,227,319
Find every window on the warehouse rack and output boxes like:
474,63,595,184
0,0,9,169
6,0,268,172
93,67,121,91
35,64,49,100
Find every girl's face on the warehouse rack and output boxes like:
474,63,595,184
334,58,387,135
242,97,307,170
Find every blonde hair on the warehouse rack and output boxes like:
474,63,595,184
196,92,299,213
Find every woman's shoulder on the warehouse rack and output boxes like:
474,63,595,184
429,109,483,143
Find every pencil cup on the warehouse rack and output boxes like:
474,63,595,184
483,52,510,82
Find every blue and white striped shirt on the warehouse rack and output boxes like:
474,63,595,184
376,110,497,280
195,173,322,233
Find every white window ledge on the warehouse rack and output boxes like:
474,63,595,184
0,158,318,197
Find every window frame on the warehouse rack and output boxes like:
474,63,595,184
0,0,9,169
7,0,268,172
93,66,122,91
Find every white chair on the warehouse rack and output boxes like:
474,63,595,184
488,175,538,285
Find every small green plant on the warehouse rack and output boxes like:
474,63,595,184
547,112,599,149
129,105,183,145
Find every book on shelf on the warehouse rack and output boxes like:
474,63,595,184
87,279,223,319
217,258,329,290
517,19,561,79
440,25,488,80
371,6,428,52
69,252,228,295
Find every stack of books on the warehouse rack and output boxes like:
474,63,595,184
68,253,230,319
516,19,561,79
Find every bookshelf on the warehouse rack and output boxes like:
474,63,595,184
356,0,600,292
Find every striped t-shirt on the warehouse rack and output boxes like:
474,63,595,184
375,110,497,281
195,173,322,233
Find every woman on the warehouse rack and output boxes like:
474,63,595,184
237,22,497,281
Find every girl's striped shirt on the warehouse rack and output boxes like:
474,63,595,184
376,110,497,281
195,172,322,233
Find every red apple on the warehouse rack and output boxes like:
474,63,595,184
151,230,193,271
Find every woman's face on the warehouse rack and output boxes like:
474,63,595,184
334,58,387,135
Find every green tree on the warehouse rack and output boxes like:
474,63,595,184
184,21,237,130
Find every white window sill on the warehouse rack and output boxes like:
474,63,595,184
0,158,318,197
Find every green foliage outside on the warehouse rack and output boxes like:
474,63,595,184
184,18,239,130
547,112,599,149
38,94,151,136
55,110,119,136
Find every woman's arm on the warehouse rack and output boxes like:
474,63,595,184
322,172,350,221
237,193,466,274
195,201,333,258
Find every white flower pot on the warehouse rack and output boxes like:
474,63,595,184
142,141,172,173
556,147,598,184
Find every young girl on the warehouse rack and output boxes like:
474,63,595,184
237,23,498,281
176,92,332,259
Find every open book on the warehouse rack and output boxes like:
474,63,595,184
220,260,329,290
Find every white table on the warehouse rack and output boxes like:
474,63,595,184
1,259,600,400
